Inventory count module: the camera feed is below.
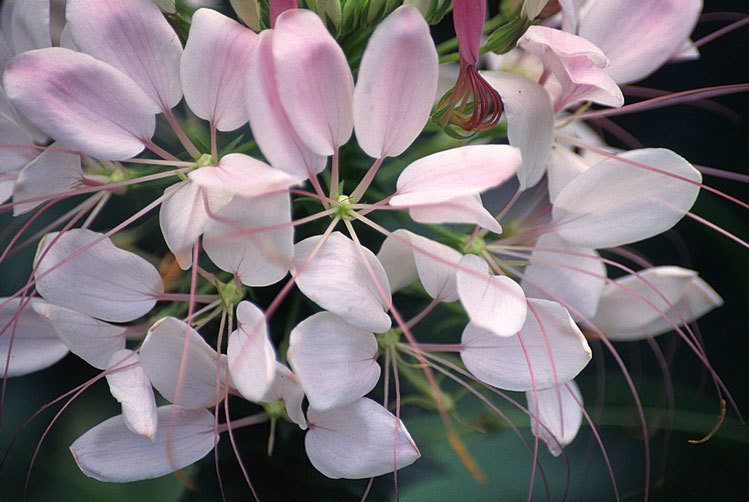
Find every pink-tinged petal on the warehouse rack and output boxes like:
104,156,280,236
262,363,307,430
34,229,163,322
0,298,68,378
159,181,210,270
288,312,379,411
203,192,293,287
66,0,183,111
4,48,155,160
0,178,14,205
14,144,82,215
293,232,392,333
579,0,702,84
353,5,438,158
33,303,127,370
227,301,277,402
106,349,158,439
376,229,419,293
453,0,484,65
246,31,326,179
391,145,521,207
527,380,583,456
591,266,722,341
456,254,527,338
0,113,39,174
305,398,420,479
189,153,304,198
141,317,227,409
520,233,605,321
481,71,555,190
8,0,51,53
407,231,462,302
461,299,591,391
269,0,297,27
546,147,593,203
517,26,623,110
408,193,503,234
552,148,701,248
70,405,216,482
272,9,353,155
181,9,257,131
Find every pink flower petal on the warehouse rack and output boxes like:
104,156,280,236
34,229,163,322
456,254,527,338
461,299,591,391
305,398,420,479
181,8,257,131
13,144,82,215
407,193,503,233
140,317,227,409
0,298,68,378
8,0,51,53
106,349,158,439
272,9,353,155
4,48,156,160
66,0,183,111
376,229,419,293
353,5,438,158
288,312,379,411
70,405,216,482
246,30,326,179
227,301,277,402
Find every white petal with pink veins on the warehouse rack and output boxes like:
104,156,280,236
0,298,68,378
140,317,227,409
203,192,293,287
461,299,591,391
34,229,163,322
4,48,156,160
527,380,583,456
272,10,353,155
305,398,420,479
181,9,257,130
552,148,701,249
106,349,158,440
482,71,555,190
456,254,527,338
67,0,183,111
288,312,379,411
227,301,277,403
246,31,326,179
353,6,438,158
70,405,216,482
33,303,127,370
293,232,392,333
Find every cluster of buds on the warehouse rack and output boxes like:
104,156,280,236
0,0,745,499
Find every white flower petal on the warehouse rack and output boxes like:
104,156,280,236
106,349,158,439
527,380,583,456
227,301,277,403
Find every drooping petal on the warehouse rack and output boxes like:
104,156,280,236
407,193,502,234
4,48,156,160
66,0,184,111
552,148,701,248
456,254,527,338
188,153,304,198
407,231,462,302
159,181,210,270
353,5,438,158
461,299,591,391
106,349,158,439
579,0,702,84
0,298,68,378
140,317,227,409
305,398,420,479
261,363,307,430
293,232,392,333
13,143,82,215
527,380,583,456
203,192,293,287
34,229,163,322
520,233,606,321
288,312,379,411
376,229,419,293
517,26,623,110
481,71,555,190
226,301,277,402
181,8,257,130
591,266,723,340
272,9,353,155
246,30,326,179
70,405,216,482
33,303,127,370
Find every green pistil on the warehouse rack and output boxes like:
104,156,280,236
461,234,487,256
333,194,355,220
217,279,244,311
262,400,286,419
377,328,401,350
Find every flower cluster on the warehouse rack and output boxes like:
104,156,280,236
0,0,745,499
